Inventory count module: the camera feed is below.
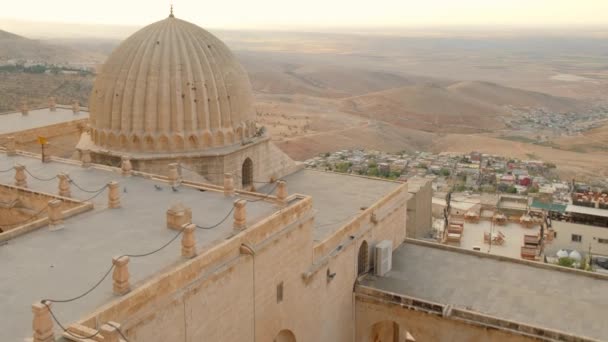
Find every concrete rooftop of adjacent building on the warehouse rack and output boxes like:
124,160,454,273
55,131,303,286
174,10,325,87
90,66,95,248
458,220,541,259
0,107,89,135
266,170,401,242
0,153,281,341
361,241,608,341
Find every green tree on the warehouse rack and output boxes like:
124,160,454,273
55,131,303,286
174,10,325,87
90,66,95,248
440,168,451,177
558,257,575,268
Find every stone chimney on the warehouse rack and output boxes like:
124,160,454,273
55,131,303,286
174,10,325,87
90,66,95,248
224,173,235,197
112,256,130,295
121,156,132,176
233,199,247,230
166,202,192,230
20,99,29,116
108,181,121,208
181,223,197,258
72,100,80,114
32,302,54,342
14,164,27,188
48,97,56,112
57,173,71,197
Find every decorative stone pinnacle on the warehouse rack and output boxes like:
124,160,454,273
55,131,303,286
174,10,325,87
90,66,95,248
169,4,174,18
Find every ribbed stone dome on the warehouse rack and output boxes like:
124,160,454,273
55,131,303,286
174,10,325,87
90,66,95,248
89,15,257,153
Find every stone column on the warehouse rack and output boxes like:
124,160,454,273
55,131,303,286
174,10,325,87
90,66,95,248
112,256,130,295
233,199,247,230
181,223,197,258
108,181,121,208
32,302,54,342
224,173,235,197
58,173,71,197
81,149,92,168
276,180,288,204
48,97,56,112
21,99,29,116
6,136,16,156
15,164,27,188
48,199,63,231
168,163,181,186
121,156,132,176
72,100,80,114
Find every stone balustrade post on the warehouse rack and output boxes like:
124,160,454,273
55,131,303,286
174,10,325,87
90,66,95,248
48,97,56,112
166,202,192,230
181,223,197,258
168,163,181,186
6,136,16,156
276,180,288,204
100,322,122,342
48,199,63,231
108,181,121,208
224,173,235,197
233,199,247,230
72,100,80,114
57,173,71,197
121,156,132,176
100,325,118,342
32,302,54,342
81,149,92,168
15,164,27,188
21,100,29,116
112,256,130,295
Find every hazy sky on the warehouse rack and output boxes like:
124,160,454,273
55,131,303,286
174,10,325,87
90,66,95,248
4,0,608,29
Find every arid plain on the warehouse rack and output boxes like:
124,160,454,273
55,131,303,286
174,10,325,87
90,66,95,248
2,24,608,181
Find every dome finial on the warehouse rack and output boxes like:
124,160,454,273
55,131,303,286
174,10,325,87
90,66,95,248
169,4,174,18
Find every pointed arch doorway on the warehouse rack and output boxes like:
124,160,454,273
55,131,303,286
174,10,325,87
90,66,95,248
242,157,253,189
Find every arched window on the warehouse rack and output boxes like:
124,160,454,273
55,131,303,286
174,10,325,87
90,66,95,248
242,157,253,189
358,240,369,276
274,329,296,342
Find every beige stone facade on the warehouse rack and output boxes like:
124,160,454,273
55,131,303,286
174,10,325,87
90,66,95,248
406,176,433,238
88,137,299,188
73,180,410,342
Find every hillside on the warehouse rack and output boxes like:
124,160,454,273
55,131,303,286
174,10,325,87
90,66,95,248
246,65,422,98
447,81,582,112
340,84,508,133
0,72,93,112
0,29,103,64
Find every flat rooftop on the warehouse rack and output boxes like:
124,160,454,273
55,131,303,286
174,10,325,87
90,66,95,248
0,107,88,135
0,153,280,341
267,170,401,242
566,204,608,218
361,241,608,341
457,220,540,259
